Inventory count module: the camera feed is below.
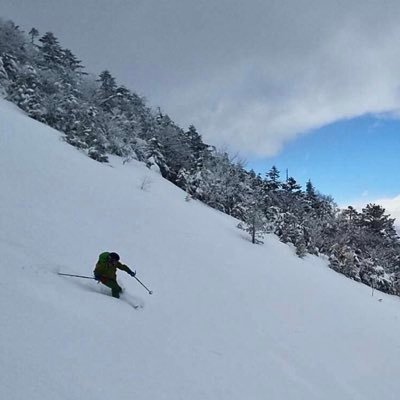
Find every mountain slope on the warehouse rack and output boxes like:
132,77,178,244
1,99,400,400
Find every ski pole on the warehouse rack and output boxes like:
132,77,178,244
58,272,95,280
133,275,153,295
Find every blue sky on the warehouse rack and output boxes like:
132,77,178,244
248,115,400,206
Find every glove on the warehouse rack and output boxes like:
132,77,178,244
129,270,136,277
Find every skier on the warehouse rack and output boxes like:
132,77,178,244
93,252,136,298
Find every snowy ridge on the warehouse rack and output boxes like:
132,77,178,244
1,98,400,400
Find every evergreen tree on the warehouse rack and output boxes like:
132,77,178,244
153,111,192,182
264,165,281,192
39,32,64,68
145,137,169,175
97,70,118,110
6,64,43,119
238,199,268,244
62,49,85,73
282,176,301,194
305,179,318,205
0,19,28,64
360,204,398,240
185,125,209,161
29,28,39,44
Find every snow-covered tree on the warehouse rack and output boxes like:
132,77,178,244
29,27,39,44
238,201,268,244
39,32,64,68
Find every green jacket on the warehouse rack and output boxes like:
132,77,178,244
94,252,131,280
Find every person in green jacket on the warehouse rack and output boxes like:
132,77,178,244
93,252,136,298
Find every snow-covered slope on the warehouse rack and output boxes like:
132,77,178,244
1,99,400,400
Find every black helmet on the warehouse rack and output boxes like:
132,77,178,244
109,252,120,262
